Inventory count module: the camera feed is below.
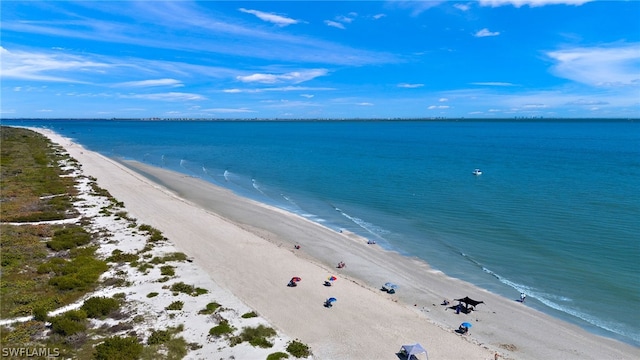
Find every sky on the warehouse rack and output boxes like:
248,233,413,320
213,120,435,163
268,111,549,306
1,0,639,119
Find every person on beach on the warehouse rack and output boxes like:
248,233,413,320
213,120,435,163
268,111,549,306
520,292,526,303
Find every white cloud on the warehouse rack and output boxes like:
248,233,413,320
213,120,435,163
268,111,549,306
203,108,255,113
471,82,515,86
357,102,374,106
398,83,424,88
478,0,592,7
373,14,386,20
223,86,335,94
300,94,314,98
325,20,345,29
439,98,448,102
238,8,299,27
454,4,471,11
116,78,183,88
236,69,328,84
123,92,206,101
0,46,110,82
428,105,450,109
546,43,640,87
474,28,500,37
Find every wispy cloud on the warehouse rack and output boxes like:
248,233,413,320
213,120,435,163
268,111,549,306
122,92,206,101
478,0,592,7
236,69,328,84
357,102,374,106
325,20,345,29
238,8,300,27
398,83,424,88
0,46,110,82
546,43,640,87
115,78,183,88
474,28,500,37
428,105,450,109
391,1,445,16
2,2,399,66
223,86,336,93
203,107,255,113
471,82,515,86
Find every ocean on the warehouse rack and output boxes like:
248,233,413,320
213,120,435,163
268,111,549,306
2,119,639,346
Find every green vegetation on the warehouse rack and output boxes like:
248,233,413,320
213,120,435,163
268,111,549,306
230,324,277,348
287,340,311,358
139,224,166,242
0,127,78,222
267,352,290,360
149,252,188,264
39,249,109,291
170,282,208,296
49,309,87,336
198,302,221,315
47,226,92,251
241,311,258,318
160,265,175,276
208,321,235,337
94,336,143,360
81,296,120,319
106,249,139,263
165,301,184,311
146,292,159,298
147,329,172,345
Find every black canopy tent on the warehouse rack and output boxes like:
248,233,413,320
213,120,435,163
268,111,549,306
455,296,484,309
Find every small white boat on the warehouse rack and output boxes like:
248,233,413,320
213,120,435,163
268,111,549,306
472,168,482,176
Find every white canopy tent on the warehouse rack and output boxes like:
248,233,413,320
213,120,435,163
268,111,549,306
400,343,428,360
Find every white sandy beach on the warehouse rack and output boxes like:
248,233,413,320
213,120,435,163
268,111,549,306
33,128,639,360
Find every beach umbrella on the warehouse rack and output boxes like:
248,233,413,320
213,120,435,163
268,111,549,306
461,322,473,328
328,297,337,303
328,276,337,281
384,282,398,289
291,277,302,282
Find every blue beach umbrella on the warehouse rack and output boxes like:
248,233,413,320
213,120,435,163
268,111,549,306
384,282,398,289
328,297,337,303
461,322,473,328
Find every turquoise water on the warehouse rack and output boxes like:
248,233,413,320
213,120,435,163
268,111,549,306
3,119,639,346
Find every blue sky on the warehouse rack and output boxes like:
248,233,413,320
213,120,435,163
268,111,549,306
1,0,639,119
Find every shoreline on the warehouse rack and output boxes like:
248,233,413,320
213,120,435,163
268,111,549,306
32,127,639,359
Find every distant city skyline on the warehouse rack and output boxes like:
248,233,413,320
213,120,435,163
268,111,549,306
2,1,639,119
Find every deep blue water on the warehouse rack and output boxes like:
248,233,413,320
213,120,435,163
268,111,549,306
3,119,639,346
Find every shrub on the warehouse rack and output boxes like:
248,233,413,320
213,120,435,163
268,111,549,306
94,336,143,360
81,296,119,318
238,325,276,348
198,302,221,315
241,311,258,319
208,321,234,337
170,282,208,296
160,265,175,276
147,329,171,345
106,249,139,263
32,307,48,322
166,301,183,311
146,292,159,298
267,352,290,360
287,340,311,358
46,226,91,251
49,310,87,336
